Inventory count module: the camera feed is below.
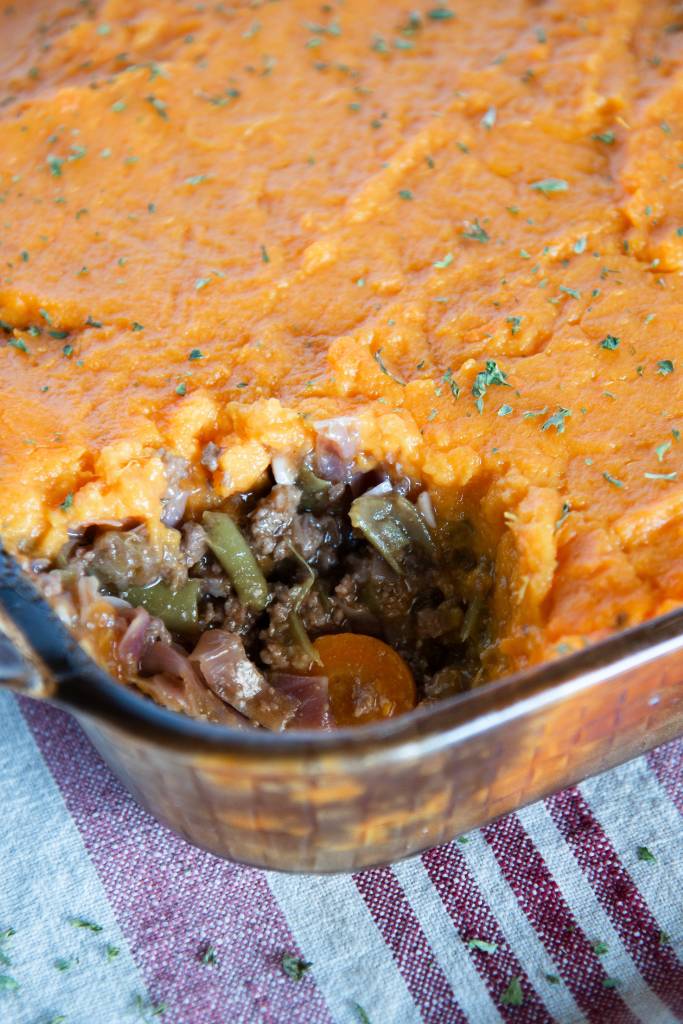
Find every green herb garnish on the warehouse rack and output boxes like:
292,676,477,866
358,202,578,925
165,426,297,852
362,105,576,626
134,994,166,1020
468,938,499,953
47,155,65,177
600,335,620,350
68,917,101,932
530,178,568,194
555,501,571,530
443,368,460,398
500,976,524,1006
603,472,624,488
374,348,406,386
657,359,674,375
462,219,489,243
481,106,496,130
281,953,313,981
541,407,571,434
0,930,15,969
200,945,218,966
472,359,509,412
637,845,656,862
146,95,168,119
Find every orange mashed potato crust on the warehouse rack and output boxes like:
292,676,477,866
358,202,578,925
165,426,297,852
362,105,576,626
0,0,681,676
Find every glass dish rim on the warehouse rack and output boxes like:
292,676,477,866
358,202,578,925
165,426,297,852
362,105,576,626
53,607,683,757
2,546,682,758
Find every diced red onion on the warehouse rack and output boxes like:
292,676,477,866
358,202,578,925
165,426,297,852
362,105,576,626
160,451,192,527
77,574,102,613
270,673,333,729
350,468,388,497
417,490,437,529
161,487,189,527
313,417,359,459
118,607,153,670
142,641,202,689
364,479,393,497
140,640,251,727
106,595,136,611
190,629,298,730
314,417,359,482
271,454,298,485
315,448,348,483
77,518,127,530
35,569,65,600
393,475,413,497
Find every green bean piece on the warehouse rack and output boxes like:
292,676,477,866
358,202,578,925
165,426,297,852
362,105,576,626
202,511,269,612
287,543,316,611
349,492,435,574
125,579,201,634
392,493,435,553
288,610,323,666
297,465,331,513
460,593,484,642
360,579,384,619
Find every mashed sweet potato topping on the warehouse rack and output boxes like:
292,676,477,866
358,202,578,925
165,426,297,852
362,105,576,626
0,0,682,706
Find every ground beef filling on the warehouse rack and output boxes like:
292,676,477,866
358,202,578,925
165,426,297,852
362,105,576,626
43,463,492,729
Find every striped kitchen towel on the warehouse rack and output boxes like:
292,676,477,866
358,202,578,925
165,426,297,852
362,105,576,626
1,691,681,1024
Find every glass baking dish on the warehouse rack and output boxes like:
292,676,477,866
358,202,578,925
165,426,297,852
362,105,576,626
1,548,682,873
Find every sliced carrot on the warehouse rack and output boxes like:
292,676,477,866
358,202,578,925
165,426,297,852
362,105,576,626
311,633,416,727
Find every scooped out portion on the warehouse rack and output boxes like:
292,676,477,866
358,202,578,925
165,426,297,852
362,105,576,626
31,438,493,731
